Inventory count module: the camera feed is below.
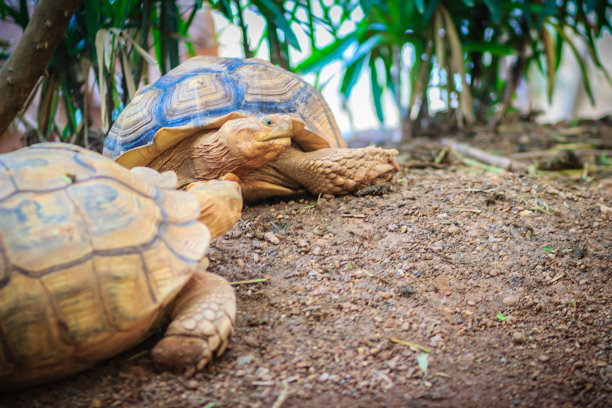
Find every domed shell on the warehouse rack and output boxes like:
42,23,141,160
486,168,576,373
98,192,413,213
0,143,209,388
103,56,345,168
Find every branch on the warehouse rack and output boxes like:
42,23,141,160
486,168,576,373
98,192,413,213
0,0,81,141
441,138,529,172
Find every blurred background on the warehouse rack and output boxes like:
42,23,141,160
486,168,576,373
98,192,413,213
1,0,611,152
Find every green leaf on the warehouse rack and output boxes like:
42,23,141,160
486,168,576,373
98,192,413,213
415,0,425,14
543,246,554,253
340,55,366,98
417,353,429,377
295,33,357,73
483,0,502,24
85,1,101,58
253,0,301,51
462,41,516,56
369,58,384,123
496,311,507,321
343,33,383,68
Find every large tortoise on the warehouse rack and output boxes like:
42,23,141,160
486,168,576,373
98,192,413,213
0,143,241,390
103,56,399,202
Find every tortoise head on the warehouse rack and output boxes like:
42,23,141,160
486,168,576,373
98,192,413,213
223,114,292,167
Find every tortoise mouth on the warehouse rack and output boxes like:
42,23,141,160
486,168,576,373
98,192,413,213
262,127,292,141
263,133,291,142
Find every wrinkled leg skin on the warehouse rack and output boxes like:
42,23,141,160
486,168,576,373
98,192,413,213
151,270,236,377
273,145,399,196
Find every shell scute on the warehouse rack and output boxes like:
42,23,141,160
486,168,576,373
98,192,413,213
67,180,160,251
0,273,72,365
0,191,90,273
93,253,159,331
40,260,111,347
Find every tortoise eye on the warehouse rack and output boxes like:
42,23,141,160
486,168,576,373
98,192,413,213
263,118,275,126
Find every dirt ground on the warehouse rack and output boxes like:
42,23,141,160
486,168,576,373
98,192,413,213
1,118,611,407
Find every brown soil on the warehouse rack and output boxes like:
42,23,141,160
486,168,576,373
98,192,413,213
1,118,611,407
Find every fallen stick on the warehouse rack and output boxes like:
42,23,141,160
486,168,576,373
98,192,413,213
510,149,609,160
441,138,529,171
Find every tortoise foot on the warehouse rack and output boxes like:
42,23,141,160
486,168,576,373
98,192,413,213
274,145,399,196
151,271,236,376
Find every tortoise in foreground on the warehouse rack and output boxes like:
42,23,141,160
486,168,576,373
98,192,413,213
0,143,241,390
103,56,399,202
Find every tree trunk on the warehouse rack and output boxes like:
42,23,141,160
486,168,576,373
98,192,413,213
0,0,81,142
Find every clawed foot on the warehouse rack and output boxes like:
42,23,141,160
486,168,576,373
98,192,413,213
276,145,399,196
151,271,236,376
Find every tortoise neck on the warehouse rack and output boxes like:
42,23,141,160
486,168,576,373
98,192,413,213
148,129,245,189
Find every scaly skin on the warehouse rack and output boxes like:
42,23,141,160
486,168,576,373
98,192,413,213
239,145,400,201
148,115,292,188
151,269,236,377
151,178,241,376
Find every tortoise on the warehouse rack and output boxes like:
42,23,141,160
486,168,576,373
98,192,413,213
103,56,399,202
0,143,242,390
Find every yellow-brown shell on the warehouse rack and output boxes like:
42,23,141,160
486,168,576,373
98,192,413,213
103,56,345,168
0,143,209,389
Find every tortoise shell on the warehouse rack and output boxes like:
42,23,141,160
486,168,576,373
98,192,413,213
0,143,209,389
103,56,345,168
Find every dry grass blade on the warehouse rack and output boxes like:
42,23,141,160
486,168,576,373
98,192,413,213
540,25,556,103
550,23,594,105
440,5,474,125
95,29,108,132
390,338,431,353
120,44,136,99
109,28,157,66
433,9,444,74
270,380,292,408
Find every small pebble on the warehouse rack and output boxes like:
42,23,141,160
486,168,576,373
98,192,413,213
264,232,280,245
399,286,416,298
503,295,519,306
446,225,460,234
512,331,527,344
237,354,253,365
428,334,443,347
244,335,259,348
538,354,550,362
185,379,200,390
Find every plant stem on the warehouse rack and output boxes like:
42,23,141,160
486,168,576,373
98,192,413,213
234,0,253,58
0,0,81,141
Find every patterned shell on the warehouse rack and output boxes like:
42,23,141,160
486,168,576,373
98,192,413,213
103,56,345,168
0,143,209,389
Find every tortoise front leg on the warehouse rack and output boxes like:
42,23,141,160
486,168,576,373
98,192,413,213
151,269,236,377
185,178,242,239
267,145,399,197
